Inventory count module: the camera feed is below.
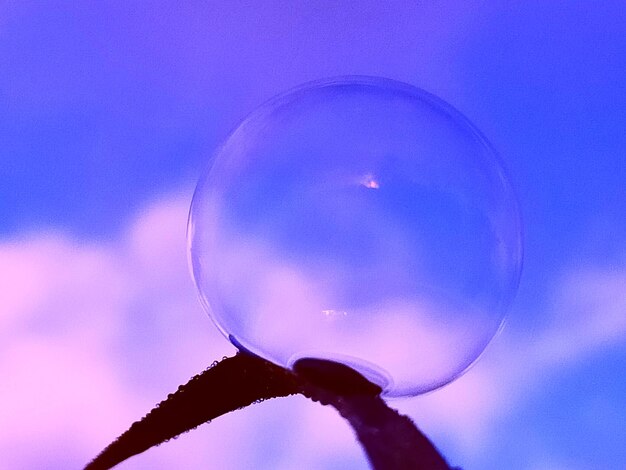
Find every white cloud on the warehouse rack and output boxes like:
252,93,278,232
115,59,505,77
399,261,626,459
195,231,502,399
1,194,625,469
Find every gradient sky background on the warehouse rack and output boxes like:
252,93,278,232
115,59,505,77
1,2,625,469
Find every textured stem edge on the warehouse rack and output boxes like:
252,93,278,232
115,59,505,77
85,352,456,470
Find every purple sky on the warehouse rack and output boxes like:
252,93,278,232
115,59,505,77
1,2,625,469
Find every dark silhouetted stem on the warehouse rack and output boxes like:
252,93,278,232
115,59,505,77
294,358,453,470
85,353,298,470
85,353,456,470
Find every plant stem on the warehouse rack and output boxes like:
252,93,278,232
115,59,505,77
85,353,456,470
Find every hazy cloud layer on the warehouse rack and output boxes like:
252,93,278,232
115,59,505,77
1,194,624,469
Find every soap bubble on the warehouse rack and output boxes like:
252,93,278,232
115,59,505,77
188,76,523,397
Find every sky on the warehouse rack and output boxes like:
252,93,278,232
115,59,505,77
1,1,625,469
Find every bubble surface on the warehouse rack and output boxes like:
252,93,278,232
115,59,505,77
188,76,523,397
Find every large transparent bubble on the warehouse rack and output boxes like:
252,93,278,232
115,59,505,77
188,76,523,397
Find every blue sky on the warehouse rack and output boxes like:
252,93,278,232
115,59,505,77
1,2,625,469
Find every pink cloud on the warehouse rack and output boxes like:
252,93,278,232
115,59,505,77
1,194,625,468
399,261,626,456
196,230,502,398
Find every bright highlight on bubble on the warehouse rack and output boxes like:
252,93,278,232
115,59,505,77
188,76,523,397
